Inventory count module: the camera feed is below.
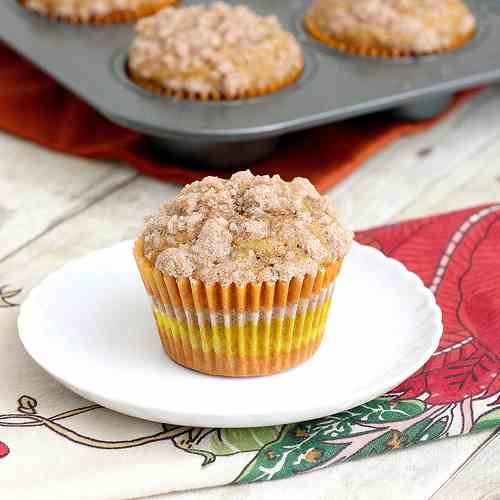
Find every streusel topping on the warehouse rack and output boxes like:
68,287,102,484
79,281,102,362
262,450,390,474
128,2,304,98
142,171,353,285
306,0,476,53
23,0,167,19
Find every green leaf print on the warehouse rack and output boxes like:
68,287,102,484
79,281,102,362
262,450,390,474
423,419,448,441
338,398,426,424
352,417,447,461
209,427,281,455
403,417,447,443
172,426,281,465
472,408,500,433
349,430,395,460
235,422,352,482
236,398,428,483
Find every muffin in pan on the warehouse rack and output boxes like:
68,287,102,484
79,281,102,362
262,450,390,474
19,0,176,24
134,170,353,377
304,0,477,58
128,2,304,100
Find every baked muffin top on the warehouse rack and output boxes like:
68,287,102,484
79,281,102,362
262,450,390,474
305,0,476,54
22,0,168,19
142,171,353,286
128,2,304,98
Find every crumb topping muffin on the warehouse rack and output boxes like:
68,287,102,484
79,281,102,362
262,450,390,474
142,170,353,286
304,0,476,56
135,170,352,376
128,2,304,99
20,0,175,23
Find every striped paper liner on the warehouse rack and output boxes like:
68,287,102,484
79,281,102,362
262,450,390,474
134,238,342,377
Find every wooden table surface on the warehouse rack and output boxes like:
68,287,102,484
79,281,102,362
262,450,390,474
2,86,500,500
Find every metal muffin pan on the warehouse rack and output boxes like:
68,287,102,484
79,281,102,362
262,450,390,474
1,0,500,167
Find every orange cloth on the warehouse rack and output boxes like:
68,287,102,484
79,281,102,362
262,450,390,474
0,43,481,193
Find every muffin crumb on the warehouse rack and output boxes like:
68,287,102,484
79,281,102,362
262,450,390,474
22,0,171,21
143,171,353,285
128,2,304,99
305,0,476,55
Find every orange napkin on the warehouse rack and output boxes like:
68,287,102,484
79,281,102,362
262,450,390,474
0,42,481,193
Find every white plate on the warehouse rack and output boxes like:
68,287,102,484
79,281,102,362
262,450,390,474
18,241,442,428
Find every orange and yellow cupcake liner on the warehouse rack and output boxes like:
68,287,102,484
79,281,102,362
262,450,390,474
127,60,304,101
19,0,177,24
304,16,476,59
134,238,342,377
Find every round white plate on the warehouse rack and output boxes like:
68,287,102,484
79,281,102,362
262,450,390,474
18,241,442,428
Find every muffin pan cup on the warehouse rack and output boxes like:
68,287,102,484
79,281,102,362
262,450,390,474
1,0,499,167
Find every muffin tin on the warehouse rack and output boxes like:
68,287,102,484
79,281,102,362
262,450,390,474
1,0,499,167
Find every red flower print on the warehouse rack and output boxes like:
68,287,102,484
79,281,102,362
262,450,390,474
359,205,500,405
0,441,9,459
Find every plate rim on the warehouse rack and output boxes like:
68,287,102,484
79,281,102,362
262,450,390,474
18,240,443,428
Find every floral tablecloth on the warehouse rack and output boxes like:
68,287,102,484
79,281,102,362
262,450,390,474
1,204,499,499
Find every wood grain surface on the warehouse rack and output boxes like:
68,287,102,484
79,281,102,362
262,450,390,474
1,86,499,500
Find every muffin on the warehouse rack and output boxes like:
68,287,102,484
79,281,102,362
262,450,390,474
128,2,304,100
134,170,353,377
19,0,176,24
304,0,476,58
